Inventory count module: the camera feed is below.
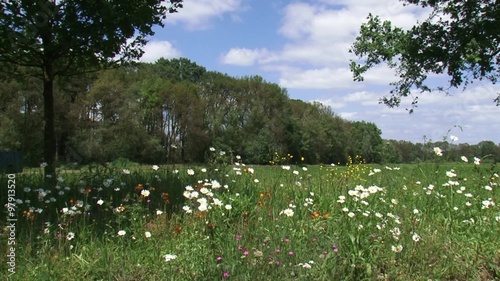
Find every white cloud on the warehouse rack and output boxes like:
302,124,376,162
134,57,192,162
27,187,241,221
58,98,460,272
164,0,245,30
140,41,181,63
220,48,271,66
222,0,430,90
279,67,355,89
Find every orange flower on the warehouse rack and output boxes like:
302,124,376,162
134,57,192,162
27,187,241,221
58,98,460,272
135,184,143,191
323,212,330,219
258,200,264,206
162,192,170,203
174,225,183,235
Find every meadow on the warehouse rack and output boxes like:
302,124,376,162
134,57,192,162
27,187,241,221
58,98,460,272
1,149,499,281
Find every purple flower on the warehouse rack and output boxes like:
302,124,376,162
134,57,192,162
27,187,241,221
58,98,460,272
223,272,230,278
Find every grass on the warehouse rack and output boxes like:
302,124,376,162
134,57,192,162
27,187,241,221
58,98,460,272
1,151,499,280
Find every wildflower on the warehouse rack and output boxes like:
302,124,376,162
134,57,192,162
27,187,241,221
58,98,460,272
182,205,192,213
390,227,401,239
368,185,380,194
281,208,294,217
450,135,458,142
211,180,222,189
156,210,163,215
212,198,223,207
282,165,290,170
302,167,308,171
145,231,152,238
482,199,495,209
117,230,126,236
152,165,159,171
391,245,403,253
198,203,209,212
347,212,355,218
254,179,259,183
412,233,421,242
446,170,457,178
461,156,468,162
122,169,130,175
293,170,299,175
219,150,226,156
433,147,443,156
96,199,104,205
254,249,263,257
299,263,312,269
190,191,199,198
201,168,207,173
225,204,232,210
164,254,177,262
474,157,481,165
66,232,75,241
223,272,230,278
304,198,314,206
141,190,150,197
187,169,195,176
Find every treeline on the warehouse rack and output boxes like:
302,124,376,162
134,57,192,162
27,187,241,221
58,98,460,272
383,139,500,164
0,58,498,166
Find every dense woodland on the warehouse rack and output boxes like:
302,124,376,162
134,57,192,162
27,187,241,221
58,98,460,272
1,58,499,166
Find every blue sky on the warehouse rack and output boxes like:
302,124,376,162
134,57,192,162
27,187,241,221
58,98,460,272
139,0,500,145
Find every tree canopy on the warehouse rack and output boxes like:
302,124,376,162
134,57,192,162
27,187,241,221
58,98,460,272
0,0,183,179
350,0,500,111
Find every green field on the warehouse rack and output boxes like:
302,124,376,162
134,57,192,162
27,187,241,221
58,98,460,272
1,153,499,280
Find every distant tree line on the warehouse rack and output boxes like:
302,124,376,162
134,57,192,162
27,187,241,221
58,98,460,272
0,58,498,166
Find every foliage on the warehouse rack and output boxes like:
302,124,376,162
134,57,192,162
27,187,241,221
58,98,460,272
1,150,499,280
2,58,499,166
350,0,500,111
0,0,183,179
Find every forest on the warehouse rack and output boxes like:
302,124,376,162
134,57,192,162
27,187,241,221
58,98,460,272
1,58,499,166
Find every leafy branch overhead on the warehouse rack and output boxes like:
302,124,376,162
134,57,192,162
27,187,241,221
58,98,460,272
0,0,183,182
349,0,500,111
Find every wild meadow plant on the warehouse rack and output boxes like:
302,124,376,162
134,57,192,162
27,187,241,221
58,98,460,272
1,147,499,280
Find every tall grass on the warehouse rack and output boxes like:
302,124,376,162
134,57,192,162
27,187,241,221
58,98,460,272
1,151,499,280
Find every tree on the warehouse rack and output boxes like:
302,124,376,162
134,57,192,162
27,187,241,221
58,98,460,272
350,0,500,112
0,0,183,179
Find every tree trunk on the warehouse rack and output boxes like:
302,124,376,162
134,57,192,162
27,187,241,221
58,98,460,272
43,68,56,186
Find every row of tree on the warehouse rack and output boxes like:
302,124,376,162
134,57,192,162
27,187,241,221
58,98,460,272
1,58,499,166
1,58,381,165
